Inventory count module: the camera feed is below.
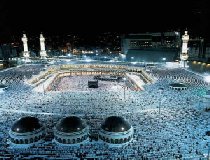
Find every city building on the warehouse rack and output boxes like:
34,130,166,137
121,32,181,54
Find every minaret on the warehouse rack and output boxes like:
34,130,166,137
21,34,30,59
40,33,47,59
180,31,189,67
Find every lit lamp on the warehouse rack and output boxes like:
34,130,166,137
162,57,166,64
96,53,99,61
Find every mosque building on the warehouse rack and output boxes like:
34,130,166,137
9,116,45,144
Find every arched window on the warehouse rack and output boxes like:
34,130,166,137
25,139,28,144
68,139,71,144
15,139,19,144
111,139,114,144
83,136,86,141
20,139,24,144
30,138,33,143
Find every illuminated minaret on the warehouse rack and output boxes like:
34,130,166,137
21,34,30,59
180,31,189,67
40,33,47,59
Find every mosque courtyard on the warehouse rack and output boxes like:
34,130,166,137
0,63,209,159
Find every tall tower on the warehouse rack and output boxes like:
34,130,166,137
180,31,189,67
21,34,30,59
40,33,47,59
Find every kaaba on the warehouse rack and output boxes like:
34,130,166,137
88,80,98,88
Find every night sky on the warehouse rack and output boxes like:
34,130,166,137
0,0,210,42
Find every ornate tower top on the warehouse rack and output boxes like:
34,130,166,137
40,33,47,59
21,33,30,59
182,31,189,42
180,30,189,66
22,34,27,41
40,33,44,38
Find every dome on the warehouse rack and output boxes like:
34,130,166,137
169,83,186,88
11,116,42,133
0,85,7,88
56,116,86,133
101,116,131,132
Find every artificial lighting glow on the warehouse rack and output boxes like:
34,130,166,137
175,32,179,35
131,62,137,65
165,62,180,68
162,58,166,61
120,53,126,58
85,59,92,62
204,75,210,83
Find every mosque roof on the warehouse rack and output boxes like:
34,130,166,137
56,116,86,133
0,84,7,88
11,116,42,133
169,83,187,88
101,116,131,132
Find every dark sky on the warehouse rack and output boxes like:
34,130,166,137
1,0,210,42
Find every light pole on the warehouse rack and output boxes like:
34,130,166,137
131,56,134,62
158,87,164,114
204,75,210,110
43,84,45,95
123,77,126,100
162,57,166,65
96,53,98,61
206,141,210,160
